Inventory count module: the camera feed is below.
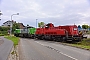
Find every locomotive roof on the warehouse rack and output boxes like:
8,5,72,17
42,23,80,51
24,26,34,28
59,25,77,26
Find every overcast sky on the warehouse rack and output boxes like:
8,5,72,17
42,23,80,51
0,0,90,27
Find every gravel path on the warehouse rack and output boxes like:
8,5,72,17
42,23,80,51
83,34,90,38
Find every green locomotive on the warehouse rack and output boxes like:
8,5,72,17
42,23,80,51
14,27,36,38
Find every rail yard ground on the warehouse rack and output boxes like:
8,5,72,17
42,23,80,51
6,35,90,51
4,36,19,47
4,36,20,60
5,34,90,50
0,37,13,60
18,38,90,60
3,34,90,60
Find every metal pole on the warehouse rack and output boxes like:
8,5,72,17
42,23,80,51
10,15,13,36
10,13,19,36
0,10,2,15
36,19,38,28
0,10,2,20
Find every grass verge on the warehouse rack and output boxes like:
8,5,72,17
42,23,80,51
0,34,4,36
68,38,90,50
4,36,19,47
87,31,90,34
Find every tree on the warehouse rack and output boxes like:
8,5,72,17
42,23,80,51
0,26,10,35
82,24,89,29
38,22,45,27
12,23,20,33
78,25,81,28
0,26,10,31
89,26,90,28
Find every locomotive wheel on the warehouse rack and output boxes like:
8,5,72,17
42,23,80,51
41,36,44,40
62,37,66,42
23,34,25,38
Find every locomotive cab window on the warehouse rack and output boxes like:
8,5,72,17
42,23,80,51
45,25,49,28
74,28,77,30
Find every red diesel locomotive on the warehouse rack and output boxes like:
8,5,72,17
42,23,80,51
35,23,82,42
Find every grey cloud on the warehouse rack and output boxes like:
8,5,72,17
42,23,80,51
1,0,90,26
0,0,1,4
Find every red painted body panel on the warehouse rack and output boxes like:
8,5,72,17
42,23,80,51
35,27,66,35
35,23,79,36
58,25,78,36
35,28,43,35
44,28,66,35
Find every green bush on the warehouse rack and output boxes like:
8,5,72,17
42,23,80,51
0,31,8,36
0,26,10,31
0,34,4,36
